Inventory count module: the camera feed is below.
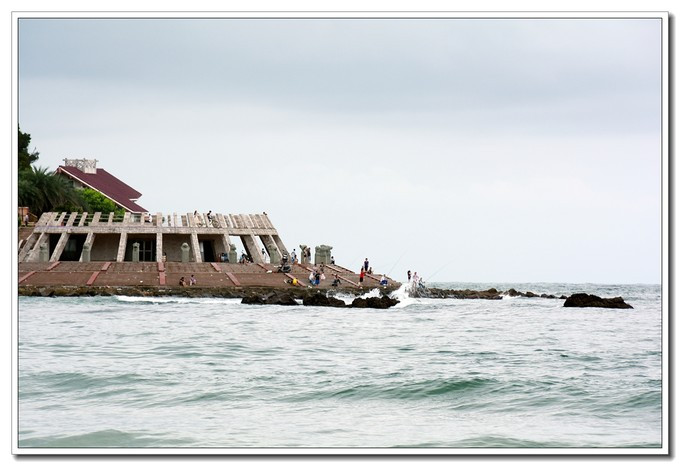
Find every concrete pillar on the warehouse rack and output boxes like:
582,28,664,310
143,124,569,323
81,243,91,262
25,233,47,262
132,242,140,262
91,212,101,225
181,242,190,263
240,235,264,263
80,232,94,262
53,212,67,226
156,232,163,263
299,245,311,265
116,232,128,262
219,234,232,262
50,232,70,262
273,235,289,258
190,233,202,262
39,243,49,262
66,212,78,226
18,233,39,262
261,235,281,264
78,212,88,226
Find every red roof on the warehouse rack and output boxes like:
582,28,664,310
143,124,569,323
57,166,148,213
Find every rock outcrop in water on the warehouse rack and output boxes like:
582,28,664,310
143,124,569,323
241,292,298,306
350,295,400,309
241,291,400,309
563,293,633,309
302,293,347,308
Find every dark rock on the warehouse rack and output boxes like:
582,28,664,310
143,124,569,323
263,292,298,306
351,295,399,309
241,295,265,305
524,291,538,298
559,295,568,300
506,288,521,297
242,291,299,306
563,293,633,309
303,293,346,307
351,297,368,308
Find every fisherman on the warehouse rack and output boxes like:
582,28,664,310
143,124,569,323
380,275,388,286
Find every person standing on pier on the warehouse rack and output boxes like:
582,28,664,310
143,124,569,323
364,258,369,273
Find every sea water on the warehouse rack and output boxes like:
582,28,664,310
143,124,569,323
17,283,662,449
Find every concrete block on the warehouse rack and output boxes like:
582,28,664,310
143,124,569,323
228,244,237,264
82,244,91,262
39,243,49,262
314,244,333,265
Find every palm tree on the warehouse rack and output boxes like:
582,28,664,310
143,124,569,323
18,166,86,216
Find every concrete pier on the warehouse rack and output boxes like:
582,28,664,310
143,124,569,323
19,211,291,265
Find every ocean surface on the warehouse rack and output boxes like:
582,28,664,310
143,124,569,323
17,282,663,450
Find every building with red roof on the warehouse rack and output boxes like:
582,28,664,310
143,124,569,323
56,158,147,213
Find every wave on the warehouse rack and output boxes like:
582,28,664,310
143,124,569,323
18,429,196,448
23,371,155,393
284,377,497,402
389,283,422,308
115,296,239,305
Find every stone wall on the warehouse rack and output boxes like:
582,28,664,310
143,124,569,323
163,234,192,262
90,234,120,261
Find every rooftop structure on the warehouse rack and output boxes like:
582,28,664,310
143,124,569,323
18,211,288,264
56,159,147,213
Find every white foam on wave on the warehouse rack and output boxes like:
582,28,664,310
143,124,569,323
389,283,419,308
115,296,236,305
331,287,395,305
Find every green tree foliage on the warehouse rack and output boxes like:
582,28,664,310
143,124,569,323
18,166,87,216
18,127,39,172
79,188,124,216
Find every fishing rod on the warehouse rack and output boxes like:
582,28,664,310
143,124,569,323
386,250,407,277
425,260,455,283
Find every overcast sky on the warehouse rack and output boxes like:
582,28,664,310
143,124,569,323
17,16,663,284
